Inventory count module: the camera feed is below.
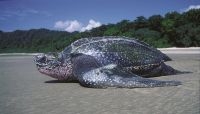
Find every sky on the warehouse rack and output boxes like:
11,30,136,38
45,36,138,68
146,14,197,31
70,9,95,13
0,0,200,32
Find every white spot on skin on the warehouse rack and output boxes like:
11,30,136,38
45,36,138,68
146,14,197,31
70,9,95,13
102,64,117,69
83,68,108,83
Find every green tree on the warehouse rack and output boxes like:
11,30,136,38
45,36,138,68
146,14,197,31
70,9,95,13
176,23,200,47
104,24,121,36
134,16,148,29
90,25,107,37
183,9,200,25
116,20,131,33
148,15,163,32
161,18,177,46
134,28,169,47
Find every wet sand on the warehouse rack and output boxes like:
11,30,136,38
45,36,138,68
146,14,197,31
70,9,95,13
0,53,199,114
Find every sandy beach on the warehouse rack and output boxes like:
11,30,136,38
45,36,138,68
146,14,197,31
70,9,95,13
0,50,199,114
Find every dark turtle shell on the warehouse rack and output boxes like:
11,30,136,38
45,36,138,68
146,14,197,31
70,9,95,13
62,37,171,67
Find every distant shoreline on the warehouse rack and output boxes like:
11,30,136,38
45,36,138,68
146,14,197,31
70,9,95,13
0,53,41,56
158,47,200,54
0,47,199,56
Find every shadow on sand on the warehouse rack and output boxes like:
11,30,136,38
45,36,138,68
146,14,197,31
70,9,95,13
45,80,79,83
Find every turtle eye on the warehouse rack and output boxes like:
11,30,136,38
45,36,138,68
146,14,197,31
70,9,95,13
39,56,47,63
34,54,45,63
34,54,48,66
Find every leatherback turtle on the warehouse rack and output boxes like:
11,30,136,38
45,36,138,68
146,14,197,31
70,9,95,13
34,36,181,88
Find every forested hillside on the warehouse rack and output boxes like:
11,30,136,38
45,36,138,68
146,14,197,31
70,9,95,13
0,9,200,53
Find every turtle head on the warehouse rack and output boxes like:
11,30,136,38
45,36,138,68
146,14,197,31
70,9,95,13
34,53,73,80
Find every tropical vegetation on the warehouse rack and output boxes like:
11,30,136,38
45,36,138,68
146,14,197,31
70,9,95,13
0,9,200,53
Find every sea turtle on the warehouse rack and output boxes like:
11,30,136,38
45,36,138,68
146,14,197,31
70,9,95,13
34,36,182,88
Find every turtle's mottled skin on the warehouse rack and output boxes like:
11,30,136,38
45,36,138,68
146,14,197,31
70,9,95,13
34,36,181,88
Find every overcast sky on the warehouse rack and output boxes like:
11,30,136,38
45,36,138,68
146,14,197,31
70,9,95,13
0,0,200,32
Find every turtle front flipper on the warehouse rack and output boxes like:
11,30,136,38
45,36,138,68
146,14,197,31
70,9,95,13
71,54,181,88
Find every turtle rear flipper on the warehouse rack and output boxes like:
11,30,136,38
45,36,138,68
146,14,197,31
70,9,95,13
141,62,191,78
79,67,181,88
71,54,181,88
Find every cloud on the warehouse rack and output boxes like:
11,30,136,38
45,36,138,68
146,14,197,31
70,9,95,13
54,19,101,32
80,19,101,32
183,5,200,12
54,20,82,32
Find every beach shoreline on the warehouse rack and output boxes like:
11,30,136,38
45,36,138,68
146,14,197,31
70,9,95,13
0,47,200,56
